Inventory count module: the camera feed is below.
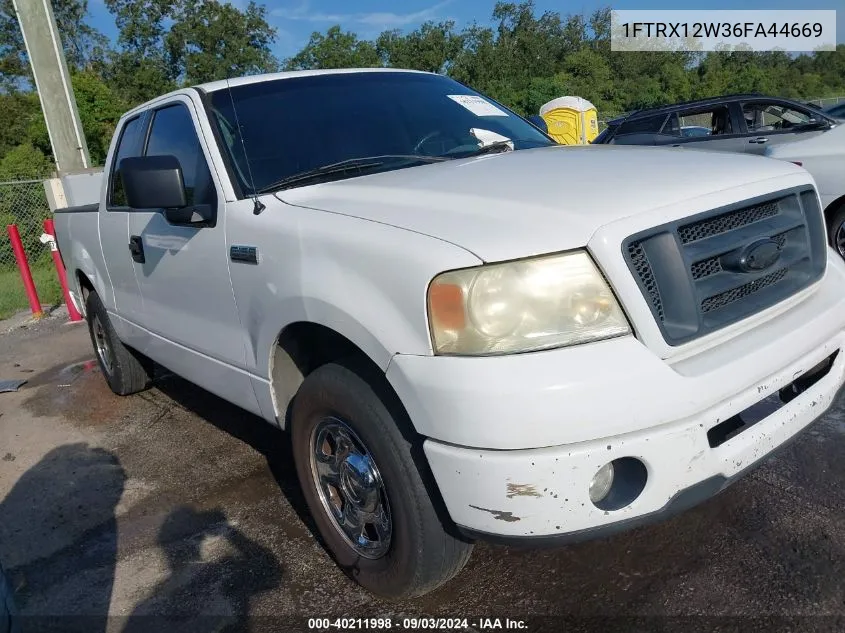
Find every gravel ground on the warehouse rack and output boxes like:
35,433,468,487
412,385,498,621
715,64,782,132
1,310,845,633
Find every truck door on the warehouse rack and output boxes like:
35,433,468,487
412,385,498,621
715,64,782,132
98,113,146,344
126,97,247,368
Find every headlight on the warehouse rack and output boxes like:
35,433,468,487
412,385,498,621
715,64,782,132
427,251,631,355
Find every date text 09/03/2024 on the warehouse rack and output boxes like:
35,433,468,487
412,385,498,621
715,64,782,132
308,618,528,630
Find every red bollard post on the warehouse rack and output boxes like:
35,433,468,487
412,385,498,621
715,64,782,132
43,218,83,322
7,224,43,318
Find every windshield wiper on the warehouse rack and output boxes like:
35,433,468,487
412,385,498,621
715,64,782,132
459,140,515,158
257,155,449,194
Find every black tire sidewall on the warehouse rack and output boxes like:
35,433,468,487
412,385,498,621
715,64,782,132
291,364,428,597
86,291,120,392
84,291,151,395
828,206,845,259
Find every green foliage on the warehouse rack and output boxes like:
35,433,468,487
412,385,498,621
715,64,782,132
0,143,51,179
376,21,463,73
0,264,63,319
104,0,278,100
1,0,845,176
167,1,278,85
0,0,109,90
0,92,41,157
285,26,380,70
69,70,130,164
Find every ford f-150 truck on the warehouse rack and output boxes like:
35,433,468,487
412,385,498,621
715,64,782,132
53,69,845,598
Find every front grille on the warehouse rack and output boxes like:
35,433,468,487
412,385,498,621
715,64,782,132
678,201,779,244
628,241,664,322
623,188,826,346
700,267,788,313
690,232,788,281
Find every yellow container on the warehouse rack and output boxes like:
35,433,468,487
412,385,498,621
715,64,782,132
540,97,599,145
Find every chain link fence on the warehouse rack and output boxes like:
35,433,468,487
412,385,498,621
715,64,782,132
807,96,845,109
0,175,54,272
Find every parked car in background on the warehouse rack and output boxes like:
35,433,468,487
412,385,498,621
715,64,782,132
595,94,837,153
681,125,711,138
766,124,845,259
823,102,845,120
53,69,845,598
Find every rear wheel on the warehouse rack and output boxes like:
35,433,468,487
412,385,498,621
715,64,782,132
86,291,152,395
828,204,845,260
291,362,473,598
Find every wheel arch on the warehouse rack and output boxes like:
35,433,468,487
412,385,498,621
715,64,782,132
268,320,400,431
75,270,95,317
824,194,845,222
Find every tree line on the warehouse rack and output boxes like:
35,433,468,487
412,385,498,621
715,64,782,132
1,0,844,177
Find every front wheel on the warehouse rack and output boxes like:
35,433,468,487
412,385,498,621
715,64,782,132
828,205,845,260
291,362,473,598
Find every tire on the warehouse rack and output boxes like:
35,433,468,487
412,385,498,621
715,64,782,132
86,291,152,396
827,204,845,260
291,361,473,598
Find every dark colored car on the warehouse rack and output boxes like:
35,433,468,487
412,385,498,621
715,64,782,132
824,102,845,119
594,94,837,154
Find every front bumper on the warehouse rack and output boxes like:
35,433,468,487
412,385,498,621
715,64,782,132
386,256,845,538
424,345,843,538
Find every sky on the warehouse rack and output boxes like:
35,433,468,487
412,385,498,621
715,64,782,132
85,0,843,60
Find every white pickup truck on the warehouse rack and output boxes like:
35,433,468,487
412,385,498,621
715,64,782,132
54,69,845,598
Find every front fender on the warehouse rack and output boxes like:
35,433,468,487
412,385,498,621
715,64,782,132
232,205,481,379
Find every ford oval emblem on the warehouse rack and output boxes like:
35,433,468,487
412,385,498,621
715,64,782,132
740,238,782,272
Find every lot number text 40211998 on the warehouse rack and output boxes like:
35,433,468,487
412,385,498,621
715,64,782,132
308,617,528,630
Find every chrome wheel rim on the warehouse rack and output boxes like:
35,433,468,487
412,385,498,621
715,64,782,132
835,222,845,259
309,417,392,559
92,315,113,375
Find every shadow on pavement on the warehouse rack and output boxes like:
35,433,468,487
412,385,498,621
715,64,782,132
152,375,320,543
0,443,125,633
123,506,283,633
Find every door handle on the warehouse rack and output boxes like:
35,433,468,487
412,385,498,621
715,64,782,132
128,235,145,263
749,137,769,144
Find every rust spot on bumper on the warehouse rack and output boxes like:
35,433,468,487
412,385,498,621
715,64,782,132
469,505,521,522
506,483,542,499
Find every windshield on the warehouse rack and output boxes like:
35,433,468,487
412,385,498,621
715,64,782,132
208,72,554,195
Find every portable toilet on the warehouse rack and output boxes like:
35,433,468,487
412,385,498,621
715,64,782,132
539,97,599,145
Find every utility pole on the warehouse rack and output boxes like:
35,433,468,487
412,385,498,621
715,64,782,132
12,0,90,173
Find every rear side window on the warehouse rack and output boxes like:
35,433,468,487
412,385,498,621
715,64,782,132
109,117,142,207
145,104,216,206
662,107,732,137
616,115,666,137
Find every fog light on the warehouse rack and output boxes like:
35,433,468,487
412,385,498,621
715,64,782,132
589,462,615,504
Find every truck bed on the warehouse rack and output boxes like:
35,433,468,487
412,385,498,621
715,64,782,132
54,203,99,214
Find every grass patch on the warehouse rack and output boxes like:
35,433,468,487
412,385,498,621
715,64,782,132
0,263,63,320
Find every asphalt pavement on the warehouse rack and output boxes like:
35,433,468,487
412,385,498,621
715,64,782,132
1,310,845,633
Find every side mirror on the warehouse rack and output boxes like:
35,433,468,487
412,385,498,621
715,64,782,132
120,155,214,226
121,155,187,210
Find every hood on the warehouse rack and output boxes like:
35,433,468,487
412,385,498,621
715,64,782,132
277,144,808,262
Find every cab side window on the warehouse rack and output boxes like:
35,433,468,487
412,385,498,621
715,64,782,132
145,104,216,207
109,116,142,207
